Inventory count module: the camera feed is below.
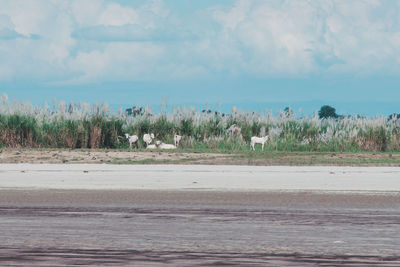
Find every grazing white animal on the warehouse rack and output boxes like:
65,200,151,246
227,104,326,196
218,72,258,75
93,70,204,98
156,140,177,150
174,134,182,147
125,134,139,149
250,136,269,151
143,133,155,147
227,124,241,136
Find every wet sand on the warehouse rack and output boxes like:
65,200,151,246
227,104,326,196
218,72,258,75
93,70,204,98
1,164,400,265
1,189,400,266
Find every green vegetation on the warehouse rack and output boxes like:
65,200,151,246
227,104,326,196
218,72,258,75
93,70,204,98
318,105,338,119
388,113,400,120
1,95,400,152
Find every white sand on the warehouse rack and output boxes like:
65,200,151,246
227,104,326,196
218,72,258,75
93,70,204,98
0,164,399,192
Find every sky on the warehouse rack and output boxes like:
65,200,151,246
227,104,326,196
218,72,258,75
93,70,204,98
0,0,400,116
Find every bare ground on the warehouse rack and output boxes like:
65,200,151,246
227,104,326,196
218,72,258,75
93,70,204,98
1,190,400,266
0,148,399,166
0,149,225,164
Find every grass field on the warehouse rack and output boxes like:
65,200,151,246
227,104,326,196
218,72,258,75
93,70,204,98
1,96,400,153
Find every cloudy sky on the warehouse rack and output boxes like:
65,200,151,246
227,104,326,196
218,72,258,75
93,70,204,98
0,0,399,115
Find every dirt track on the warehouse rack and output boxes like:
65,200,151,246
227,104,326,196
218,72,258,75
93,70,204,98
1,190,400,266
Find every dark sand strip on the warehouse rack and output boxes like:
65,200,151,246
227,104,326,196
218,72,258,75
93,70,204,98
1,189,400,266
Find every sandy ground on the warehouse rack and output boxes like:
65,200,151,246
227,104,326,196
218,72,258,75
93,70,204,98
0,149,228,164
1,149,399,166
1,189,400,266
1,164,400,191
1,164,400,265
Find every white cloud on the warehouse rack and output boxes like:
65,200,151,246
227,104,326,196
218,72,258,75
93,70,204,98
209,0,400,75
66,42,165,83
71,0,105,27
0,0,399,84
213,0,250,30
98,3,139,26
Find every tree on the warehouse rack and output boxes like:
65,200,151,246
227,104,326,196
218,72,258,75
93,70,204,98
284,106,294,117
318,105,338,119
125,106,144,116
388,113,400,121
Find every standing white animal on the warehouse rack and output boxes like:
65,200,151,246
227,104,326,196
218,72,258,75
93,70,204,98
156,140,177,149
250,136,269,151
125,134,139,149
143,133,155,147
174,134,182,147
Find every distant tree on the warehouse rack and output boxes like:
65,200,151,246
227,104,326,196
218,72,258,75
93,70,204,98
388,113,400,120
318,105,338,119
126,106,144,116
202,109,212,114
202,109,224,116
284,106,294,117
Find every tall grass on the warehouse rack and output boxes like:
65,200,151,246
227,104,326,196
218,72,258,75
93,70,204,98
0,94,399,152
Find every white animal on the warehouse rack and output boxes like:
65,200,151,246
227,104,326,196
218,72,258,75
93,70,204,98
125,133,139,149
146,144,157,149
174,134,182,147
250,136,269,151
227,124,241,135
143,133,155,147
156,140,177,150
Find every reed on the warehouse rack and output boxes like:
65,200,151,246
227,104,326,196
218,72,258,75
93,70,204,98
0,94,399,152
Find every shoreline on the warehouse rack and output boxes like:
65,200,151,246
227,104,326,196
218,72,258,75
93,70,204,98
0,149,400,166
1,164,399,192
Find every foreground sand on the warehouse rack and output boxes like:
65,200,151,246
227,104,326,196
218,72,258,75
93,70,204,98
1,164,400,192
1,189,400,266
2,164,400,265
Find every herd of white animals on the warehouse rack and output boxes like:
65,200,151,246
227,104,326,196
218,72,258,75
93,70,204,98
124,132,269,150
123,133,179,150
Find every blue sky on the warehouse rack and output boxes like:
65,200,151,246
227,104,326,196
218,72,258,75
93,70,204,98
0,0,400,116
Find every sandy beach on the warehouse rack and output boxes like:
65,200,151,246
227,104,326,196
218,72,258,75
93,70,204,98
0,164,400,191
1,188,400,266
1,163,399,192
1,164,400,266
